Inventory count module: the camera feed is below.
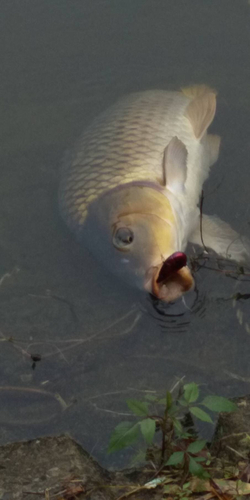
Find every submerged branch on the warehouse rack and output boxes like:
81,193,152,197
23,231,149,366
199,189,209,254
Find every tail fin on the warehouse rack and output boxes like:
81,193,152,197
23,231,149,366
181,84,217,99
189,214,250,264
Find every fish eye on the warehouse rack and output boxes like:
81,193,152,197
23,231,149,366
113,227,134,249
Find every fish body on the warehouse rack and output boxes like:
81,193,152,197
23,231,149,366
60,89,213,233
59,86,249,301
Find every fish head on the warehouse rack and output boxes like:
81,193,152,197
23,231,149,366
83,184,194,301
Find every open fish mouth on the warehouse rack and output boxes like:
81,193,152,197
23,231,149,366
148,252,194,302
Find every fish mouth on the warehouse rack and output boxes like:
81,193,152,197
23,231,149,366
145,252,194,303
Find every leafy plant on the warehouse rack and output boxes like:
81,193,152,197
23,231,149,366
108,382,237,478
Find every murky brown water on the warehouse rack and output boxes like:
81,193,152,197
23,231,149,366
0,0,250,468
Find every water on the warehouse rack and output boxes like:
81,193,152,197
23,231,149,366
0,0,250,468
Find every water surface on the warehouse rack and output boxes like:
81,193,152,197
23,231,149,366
0,0,250,468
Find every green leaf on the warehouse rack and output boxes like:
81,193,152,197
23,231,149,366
187,439,207,454
180,431,193,439
178,397,188,407
144,394,157,402
126,399,149,416
140,418,156,445
166,451,184,466
108,421,140,453
190,407,213,423
173,418,183,434
184,383,199,403
194,456,207,462
201,396,237,413
168,403,178,416
189,456,208,477
166,391,172,410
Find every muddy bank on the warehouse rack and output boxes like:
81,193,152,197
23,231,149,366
0,435,156,500
1,395,250,499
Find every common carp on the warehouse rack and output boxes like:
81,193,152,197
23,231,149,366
59,86,249,302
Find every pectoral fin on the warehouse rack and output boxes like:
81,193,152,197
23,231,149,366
189,214,250,263
163,136,187,193
183,86,217,139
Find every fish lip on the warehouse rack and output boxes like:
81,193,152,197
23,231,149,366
156,251,187,283
145,253,194,303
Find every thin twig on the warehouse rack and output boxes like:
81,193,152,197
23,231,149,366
23,492,45,497
218,431,250,443
201,265,250,280
90,403,133,417
0,267,19,287
86,389,131,401
199,190,209,254
116,485,149,500
170,376,186,394
161,424,166,465
225,445,247,460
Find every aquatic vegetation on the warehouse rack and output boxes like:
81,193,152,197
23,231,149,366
108,380,237,480
107,384,250,499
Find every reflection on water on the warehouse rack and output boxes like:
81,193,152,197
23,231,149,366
0,0,250,468
148,283,205,333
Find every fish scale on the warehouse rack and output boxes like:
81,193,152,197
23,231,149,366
59,90,199,233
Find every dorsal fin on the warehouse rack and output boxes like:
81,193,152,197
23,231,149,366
182,85,217,140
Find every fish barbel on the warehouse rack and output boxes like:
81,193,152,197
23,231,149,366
59,86,250,302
